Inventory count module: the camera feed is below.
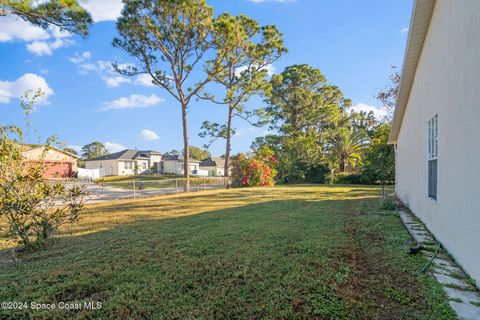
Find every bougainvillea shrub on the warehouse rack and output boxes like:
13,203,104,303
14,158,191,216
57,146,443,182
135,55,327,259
231,147,278,187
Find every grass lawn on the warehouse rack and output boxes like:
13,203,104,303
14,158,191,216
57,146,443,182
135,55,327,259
0,185,455,319
102,175,224,190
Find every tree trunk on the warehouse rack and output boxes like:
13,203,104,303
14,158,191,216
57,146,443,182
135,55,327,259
224,105,234,181
181,103,190,192
339,156,345,173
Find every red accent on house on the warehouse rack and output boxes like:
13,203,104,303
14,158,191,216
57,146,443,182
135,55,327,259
42,161,74,178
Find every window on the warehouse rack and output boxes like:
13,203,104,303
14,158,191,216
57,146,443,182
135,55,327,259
124,162,133,170
428,115,438,200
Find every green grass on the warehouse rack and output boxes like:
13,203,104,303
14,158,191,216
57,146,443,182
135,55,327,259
102,174,182,182
0,185,456,319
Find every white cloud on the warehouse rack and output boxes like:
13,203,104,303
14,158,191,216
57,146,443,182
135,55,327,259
0,16,50,42
234,64,276,78
105,76,132,88
0,73,54,104
69,51,92,64
140,129,159,141
76,60,111,74
0,16,73,56
105,142,126,153
135,74,156,87
67,145,82,153
77,63,98,74
26,37,72,56
263,64,276,77
401,27,409,33
26,41,52,56
70,56,141,89
80,0,123,22
350,103,388,120
235,127,256,137
100,94,164,111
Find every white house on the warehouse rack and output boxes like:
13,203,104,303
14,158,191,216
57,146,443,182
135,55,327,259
389,0,480,286
200,157,226,176
84,150,162,176
160,154,202,175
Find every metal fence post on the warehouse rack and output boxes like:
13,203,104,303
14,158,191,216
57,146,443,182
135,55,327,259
133,180,136,199
175,179,178,193
204,179,206,191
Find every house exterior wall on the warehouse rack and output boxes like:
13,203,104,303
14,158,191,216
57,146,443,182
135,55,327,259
85,160,117,176
23,147,78,178
117,161,135,176
161,160,200,175
162,160,181,175
85,159,159,176
201,166,225,177
395,0,480,285
149,154,162,172
136,160,150,174
23,147,78,172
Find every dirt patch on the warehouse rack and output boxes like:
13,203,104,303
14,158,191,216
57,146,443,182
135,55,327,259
330,219,430,319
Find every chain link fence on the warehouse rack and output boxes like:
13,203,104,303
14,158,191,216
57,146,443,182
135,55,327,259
100,177,230,199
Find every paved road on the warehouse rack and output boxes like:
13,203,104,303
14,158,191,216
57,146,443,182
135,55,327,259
71,181,224,204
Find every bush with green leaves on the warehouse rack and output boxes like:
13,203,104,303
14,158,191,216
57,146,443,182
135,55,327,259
333,172,366,184
0,126,88,249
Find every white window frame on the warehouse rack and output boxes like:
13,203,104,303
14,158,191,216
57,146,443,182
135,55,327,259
427,115,438,200
124,162,133,170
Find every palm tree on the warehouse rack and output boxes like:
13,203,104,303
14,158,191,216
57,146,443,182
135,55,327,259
327,130,369,172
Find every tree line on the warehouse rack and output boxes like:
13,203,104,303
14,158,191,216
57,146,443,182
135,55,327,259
1,0,396,192
0,0,398,249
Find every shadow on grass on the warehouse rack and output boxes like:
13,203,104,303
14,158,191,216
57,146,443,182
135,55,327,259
0,187,455,319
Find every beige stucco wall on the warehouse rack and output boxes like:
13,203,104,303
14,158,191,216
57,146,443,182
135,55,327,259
162,160,199,175
23,147,78,172
201,166,225,177
395,0,480,285
162,160,182,175
85,159,155,176
85,160,117,176
117,161,136,176
150,154,162,172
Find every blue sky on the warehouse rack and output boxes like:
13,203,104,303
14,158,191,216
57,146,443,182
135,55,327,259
0,0,412,156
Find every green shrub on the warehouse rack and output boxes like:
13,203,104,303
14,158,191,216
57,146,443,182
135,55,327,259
304,163,330,184
333,172,365,184
282,161,330,184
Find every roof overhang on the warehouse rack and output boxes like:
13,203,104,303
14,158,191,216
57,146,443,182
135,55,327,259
388,0,436,144
23,145,80,159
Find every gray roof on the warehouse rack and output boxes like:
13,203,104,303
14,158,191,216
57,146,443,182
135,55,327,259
85,149,161,161
200,157,225,168
162,154,200,163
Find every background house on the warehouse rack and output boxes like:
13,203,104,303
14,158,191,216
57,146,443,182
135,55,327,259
161,154,202,175
22,145,79,178
84,150,162,176
389,0,480,286
200,157,226,176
